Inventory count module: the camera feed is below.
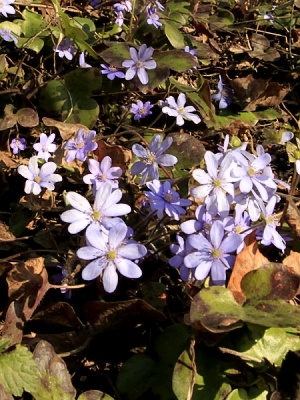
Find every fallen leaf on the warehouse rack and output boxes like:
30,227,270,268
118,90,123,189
94,141,131,173
285,198,300,238
42,117,90,140
249,33,280,62
15,108,39,127
228,233,269,303
283,251,300,294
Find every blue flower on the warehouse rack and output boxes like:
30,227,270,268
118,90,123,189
169,235,195,281
17,156,62,195
63,129,98,163
130,100,153,120
60,182,131,234
122,44,157,85
211,75,233,109
184,220,243,285
146,6,162,29
0,0,15,17
114,10,125,26
10,137,26,154
113,0,132,12
162,93,201,126
79,53,91,68
53,38,76,60
131,135,178,185
100,64,125,80
33,133,57,161
184,46,197,56
145,180,192,220
83,157,123,194
0,28,17,44
77,222,147,293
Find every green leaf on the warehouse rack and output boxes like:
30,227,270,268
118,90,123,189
32,340,76,400
116,354,156,399
100,43,130,67
15,9,49,37
0,338,10,353
78,391,114,400
209,8,235,29
0,345,38,397
0,21,21,36
162,20,185,49
235,325,300,367
155,50,198,72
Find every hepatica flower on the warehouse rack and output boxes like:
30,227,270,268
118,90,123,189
79,53,91,68
184,220,243,285
145,180,192,220
100,64,125,80
77,222,147,293
169,235,195,281
0,0,15,17
53,38,76,60
162,93,201,126
146,5,162,28
83,157,123,193
10,137,26,154
63,129,98,163
131,135,178,185
212,75,233,110
130,100,153,120
17,156,62,195
61,182,131,234
122,44,156,85
33,133,57,161
113,0,132,12
0,28,17,44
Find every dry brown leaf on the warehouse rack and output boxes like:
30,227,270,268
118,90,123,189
42,117,90,141
285,198,300,238
228,232,269,303
283,251,300,294
94,141,131,173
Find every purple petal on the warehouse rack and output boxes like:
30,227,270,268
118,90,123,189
66,192,92,213
81,257,107,280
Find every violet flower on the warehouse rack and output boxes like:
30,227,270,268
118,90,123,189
53,38,76,60
212,75,233,110
184,220,243,285
0,28,17,44
33,133,57,161
100,64,125,80
180,204,213,236
144,180,192,221
63,129,98,163
146,6,162,28
130,100,153,120
77,222,147,293
113,0,132,12
184,46,197,56
114,10,125,26
122,44,157,85
83,157,122,193
0,0,15,17
10,137,26,154
17,156,62,195
131,135,178,185
169,235,195,281
162,93,201,126
60,182,131,234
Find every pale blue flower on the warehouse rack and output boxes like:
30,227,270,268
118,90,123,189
184,46,197,56
83,157,122,194
77,222,147,293
169,235,195,281
162,93,201,126
180,204,213,236
100,64,125,80
212,75,233,109
0,28,17,44
280,131,294,143
17,156,62,195
79,53,91,68
184,220,243,285
53,38,76,60
33,133,57,161
145,180,192,220
130,100,153,120
131,135,178,185
63,129,98,163
122,44,157,85
223,206,251,253
113,0,132,12
60,182,131,234
191,152,235,217
114,10,125,26
0,0,15,17
10,137,26,154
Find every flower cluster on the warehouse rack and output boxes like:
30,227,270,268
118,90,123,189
169,135,289,285
63,129,98,163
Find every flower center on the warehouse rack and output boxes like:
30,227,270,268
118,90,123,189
92,210,101,220
14,139,20,147
234,225,243,233
145,151,156,164
139,107,147,115
136,60,144,69
265,214,278,226
212,248,222,259
98,173,106,180
76,141,84,149
247,167,257,177
213,178,222,187
34,176,41,183
109,66,117,72
178,106,185,115
164,192,174,202
108,250,117,260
